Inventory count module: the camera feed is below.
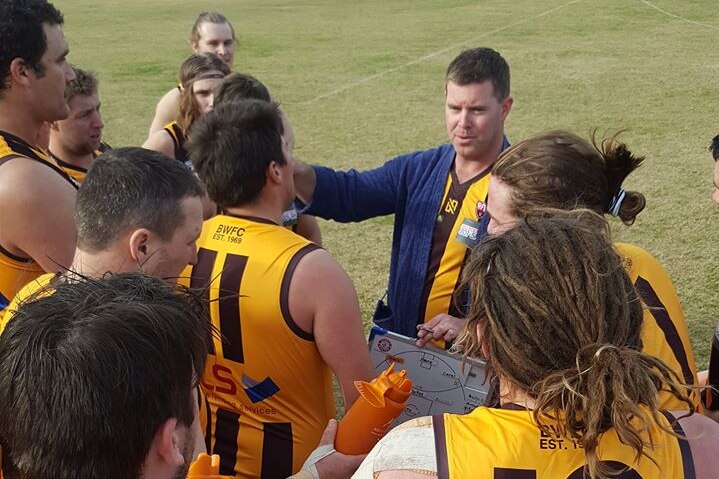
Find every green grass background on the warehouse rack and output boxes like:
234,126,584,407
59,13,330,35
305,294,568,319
60,0,718,366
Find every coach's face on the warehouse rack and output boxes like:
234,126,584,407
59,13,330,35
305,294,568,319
445,80,512,164
29,24,75,122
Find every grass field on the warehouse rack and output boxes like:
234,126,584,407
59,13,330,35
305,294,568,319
59,0,718,366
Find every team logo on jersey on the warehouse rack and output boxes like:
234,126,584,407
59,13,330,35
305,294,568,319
241,374,280,403
476,201,487,219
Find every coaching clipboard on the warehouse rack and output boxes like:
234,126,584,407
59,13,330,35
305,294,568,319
368,326,490,425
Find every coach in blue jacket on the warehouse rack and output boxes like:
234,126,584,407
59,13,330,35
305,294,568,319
294,47,513,342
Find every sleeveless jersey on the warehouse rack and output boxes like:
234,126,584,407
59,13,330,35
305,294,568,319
163,121,190,167
615,243,699,411
435,406,694,479
50,141,111,184
0,130,77,317
0,272,56,334
181,214,334,479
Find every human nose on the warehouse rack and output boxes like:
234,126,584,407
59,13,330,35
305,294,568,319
457,109,471,128
64,63,76,82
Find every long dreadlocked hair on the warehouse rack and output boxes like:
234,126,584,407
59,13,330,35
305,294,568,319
456,212,693,479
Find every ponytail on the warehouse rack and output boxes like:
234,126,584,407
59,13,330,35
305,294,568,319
595,132,646,225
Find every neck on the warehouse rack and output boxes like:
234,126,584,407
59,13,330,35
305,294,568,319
0,100,41,146
222,194,285,225
70,248,138,277
223,206,282,225
48,140,95,169
498,376,537,410
454,135,504,183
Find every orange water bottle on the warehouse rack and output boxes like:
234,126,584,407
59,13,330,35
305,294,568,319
187,453,233,479
335,362,413,454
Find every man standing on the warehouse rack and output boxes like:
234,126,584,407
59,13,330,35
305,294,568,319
294,47,513,343
49,66,109,184
187,100,373,478
149,11,237,134
0,0,78,315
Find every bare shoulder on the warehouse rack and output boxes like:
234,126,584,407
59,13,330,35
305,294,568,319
148,87,181,135
142,129,175,159
0,157,75,202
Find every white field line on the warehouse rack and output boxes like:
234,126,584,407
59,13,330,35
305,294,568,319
303,0,585,104
638,0,719,30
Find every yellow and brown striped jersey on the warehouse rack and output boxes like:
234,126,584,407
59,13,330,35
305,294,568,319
615,243,700,411
50,141,111,184
181,214,334,479
0,130,77,317
0,272,56,334
163,121,190,167
435,405,693,479
420,166,491,326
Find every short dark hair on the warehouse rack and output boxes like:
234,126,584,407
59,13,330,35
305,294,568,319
445,47,510,100
190,11,236,44
75,147,205,252
214,72,271,106
0,0,64,94
189,100,285,207
710,134,719,161
0,272,211,479
64,65,98,102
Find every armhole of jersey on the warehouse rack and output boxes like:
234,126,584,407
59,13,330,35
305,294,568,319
432,414,450,479
279,243,320,341
0,157,32,262
661,411,696,479
0,243,32,263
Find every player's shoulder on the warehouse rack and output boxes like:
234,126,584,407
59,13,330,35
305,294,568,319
613,242,669,282
0,156,76,197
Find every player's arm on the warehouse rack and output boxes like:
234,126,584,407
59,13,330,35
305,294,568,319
295,214,322,246
148,87,181,135
289,249,374,407
0,160,76,272
143,130,177,160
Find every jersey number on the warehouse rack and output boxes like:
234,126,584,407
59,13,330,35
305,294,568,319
192,248,294,478
494,462,643,479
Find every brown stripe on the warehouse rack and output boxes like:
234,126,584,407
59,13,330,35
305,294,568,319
419,172,473,323
190,247,218,354
260,422,293,479
660,411,696,479
634,277,695,388
218,253,248,363
279,244,320,341
0,130,79,190
433,414,450,479
0,243,32,263
50,153,88,174
214,408,240,476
